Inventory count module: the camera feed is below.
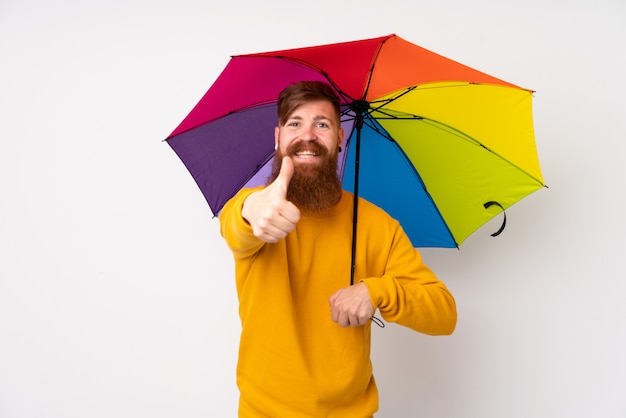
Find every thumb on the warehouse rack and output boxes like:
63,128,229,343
274,156,294,197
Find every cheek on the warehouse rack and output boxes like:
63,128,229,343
276,138,294,155
324,135,341,150
278,132,300,147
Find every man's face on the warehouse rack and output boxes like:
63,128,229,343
270,99,345,212
274,99,344,173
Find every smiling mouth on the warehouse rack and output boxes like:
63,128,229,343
294,150,319,158
287,141,326,161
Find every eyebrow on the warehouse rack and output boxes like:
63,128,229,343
287,115,333,122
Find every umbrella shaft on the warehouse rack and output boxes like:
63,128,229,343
350,111,364,286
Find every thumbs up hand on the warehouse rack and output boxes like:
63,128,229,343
241,156,301,243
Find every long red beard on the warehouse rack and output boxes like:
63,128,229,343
269,142,342,213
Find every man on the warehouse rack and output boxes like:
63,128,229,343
220,81,457,417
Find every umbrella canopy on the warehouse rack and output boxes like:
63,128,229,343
166,34,545,248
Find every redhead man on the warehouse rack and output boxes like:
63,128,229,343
220,81,457,417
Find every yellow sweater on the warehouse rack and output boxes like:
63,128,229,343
220,188,457,417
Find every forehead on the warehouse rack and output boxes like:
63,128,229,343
287,100,336,119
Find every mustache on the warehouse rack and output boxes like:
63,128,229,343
286,141,328,157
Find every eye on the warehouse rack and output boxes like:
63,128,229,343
287,121,300,127
316,121,329,128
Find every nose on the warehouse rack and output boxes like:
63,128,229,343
301,124,317,141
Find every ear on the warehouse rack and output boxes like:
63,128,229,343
274,126,279,150
338,127,345,148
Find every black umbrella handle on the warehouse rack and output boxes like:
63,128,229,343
484,201,507,237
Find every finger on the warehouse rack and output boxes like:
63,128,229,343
280,201,301,225
328,292,337,306
338,313,349,328
330,304,348,327
330,304,339,323
257,225,288,243
273,156,294,198
264,218,302,242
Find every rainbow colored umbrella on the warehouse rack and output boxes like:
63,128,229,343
166,34,545,251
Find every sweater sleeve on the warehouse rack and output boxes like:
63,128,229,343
361,223,457,336
219,187,266,260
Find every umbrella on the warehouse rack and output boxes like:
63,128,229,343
166,34,545,259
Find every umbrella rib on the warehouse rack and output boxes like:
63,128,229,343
369,85,418,107
418,118,546,186
168,102,279,139
365,94,545,187
361,35,395,99
265,55,358,103
361,115,395,141
355,96,545,189
340,88,422,142
391,143,458,247
357,115,459,247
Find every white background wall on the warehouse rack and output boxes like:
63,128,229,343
1,0,625,417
